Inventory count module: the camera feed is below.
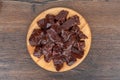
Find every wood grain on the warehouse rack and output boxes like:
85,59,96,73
0,0,120,80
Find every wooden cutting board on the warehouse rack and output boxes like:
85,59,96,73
0,0,120,80
26,7,91,72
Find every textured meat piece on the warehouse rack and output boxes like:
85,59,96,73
37,18,46,30
66,55,76,66
71,46,84,59
51,22,61,34
63,34,76,51
71,25,87,40
47,28,61,42
43,42,54,62
46,14,55,24
72,15,80,25
33,46,43,58
52,45,62,56
70,25,80,33
53,58,64,71
61,15,80,30
62,46,76,66
55,10,68,24
61,18,75,30
61,30,72,42
78,31,88,39
37,14,55,30
71,40,85,59
52,45,64,71
40,33,49,46
44,52,53,62
29,29,43,46
63,50,76,66
73,40,85,50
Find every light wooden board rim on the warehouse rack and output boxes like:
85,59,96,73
26,7,92,72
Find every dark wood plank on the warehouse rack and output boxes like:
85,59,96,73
0,0,120,80
11,0,120,3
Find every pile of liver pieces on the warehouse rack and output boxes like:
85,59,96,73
29,10,87,71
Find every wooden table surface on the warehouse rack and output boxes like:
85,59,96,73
0,0,120,80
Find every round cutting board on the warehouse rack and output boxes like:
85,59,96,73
26,7,92,72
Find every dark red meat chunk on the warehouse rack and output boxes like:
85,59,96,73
61,30,72,42
43,42,55,62
40,33,49,46
71,47,84,59
52,45,64,71
65,55,76,66
62,46,76,66
44,52,52,62
70,25,80,33
33,46,43,58
37,18,47,30
62,50,76,66
29,29,43,46
47,28,61,42
51,22,61,34
53,58,64,71
37,14,55,30
78,31,88,39
61,15,80,30
72,15,80,25
55,10,68,24
46,14,55,24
